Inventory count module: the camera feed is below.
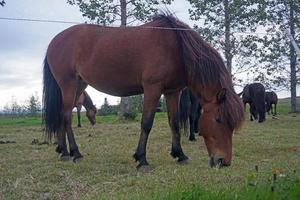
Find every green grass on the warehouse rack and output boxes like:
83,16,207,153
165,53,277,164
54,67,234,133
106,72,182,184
0,99,299,199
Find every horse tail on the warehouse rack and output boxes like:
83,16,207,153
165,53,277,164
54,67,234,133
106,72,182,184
179,88,191,135
42,56,63,141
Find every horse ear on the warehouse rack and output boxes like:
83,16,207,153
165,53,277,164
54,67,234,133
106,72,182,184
217,88,226,104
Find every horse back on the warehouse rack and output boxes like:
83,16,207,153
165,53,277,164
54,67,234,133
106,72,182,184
46,23,185,96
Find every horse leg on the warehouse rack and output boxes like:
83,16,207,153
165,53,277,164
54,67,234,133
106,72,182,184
188,112,196,141
133,85,161,170
274,104,277,116
77,106,82,127
165,92,189,163
61,85,85,162
56,127,70,161
196,105,201,136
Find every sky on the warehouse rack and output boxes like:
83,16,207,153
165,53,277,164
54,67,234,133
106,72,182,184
0,0,298,110
0,0,194,109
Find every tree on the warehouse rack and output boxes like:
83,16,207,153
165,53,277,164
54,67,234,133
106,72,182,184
67,0,174,118
3,96,26,117
188,0,265,75
26,93,41,116
247,0,300,113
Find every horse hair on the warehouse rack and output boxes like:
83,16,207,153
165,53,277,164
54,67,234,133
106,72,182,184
152,13,244,130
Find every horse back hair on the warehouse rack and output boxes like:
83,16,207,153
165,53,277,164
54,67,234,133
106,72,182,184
152,13,244,130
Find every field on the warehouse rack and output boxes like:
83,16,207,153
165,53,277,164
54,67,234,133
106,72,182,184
0,98,300,200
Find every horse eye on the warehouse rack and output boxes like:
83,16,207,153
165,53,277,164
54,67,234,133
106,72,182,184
215,117,222,123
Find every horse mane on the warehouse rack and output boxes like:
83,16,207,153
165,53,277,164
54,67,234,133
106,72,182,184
151,13,244,130
83,91,96,111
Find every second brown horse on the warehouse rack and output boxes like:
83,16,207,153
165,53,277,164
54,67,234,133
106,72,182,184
42,13,244,169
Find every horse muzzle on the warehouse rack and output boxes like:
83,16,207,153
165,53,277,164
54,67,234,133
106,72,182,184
209,156,231,168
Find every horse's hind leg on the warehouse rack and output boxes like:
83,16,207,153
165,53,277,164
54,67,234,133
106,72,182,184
61,82,86,162
133,85,161,170
56,127,70,161
165,92,189,163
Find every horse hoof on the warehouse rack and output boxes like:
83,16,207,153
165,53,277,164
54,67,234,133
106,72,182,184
137,165,150,173
73,156,83,163
60,155,71,162
178,158,191,165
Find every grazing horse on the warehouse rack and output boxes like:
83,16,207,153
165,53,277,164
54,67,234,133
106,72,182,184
241,83,266,123
42,13,244,168
265,91,278,116
179,88,201,141
74,91,97,127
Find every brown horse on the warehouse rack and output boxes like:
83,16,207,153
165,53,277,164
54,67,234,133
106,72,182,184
42,13,244,168
74,91,97,127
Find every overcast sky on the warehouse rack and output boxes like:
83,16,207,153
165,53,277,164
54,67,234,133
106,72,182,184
0,0,297,110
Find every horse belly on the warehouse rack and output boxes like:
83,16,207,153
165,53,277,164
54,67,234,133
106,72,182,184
79,67,144,97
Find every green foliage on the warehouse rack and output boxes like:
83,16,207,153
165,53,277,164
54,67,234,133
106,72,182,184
128,94,143,113
67,0,174,25
188,0,265,74
121,111,137,120
1,94,41,117
241,0,300,89
98,98,119,116
26,93,41,117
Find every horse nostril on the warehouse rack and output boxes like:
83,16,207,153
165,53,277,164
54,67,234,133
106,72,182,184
209,156,230,168
216,158,225,167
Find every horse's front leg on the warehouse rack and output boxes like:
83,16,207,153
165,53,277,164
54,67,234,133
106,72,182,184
165,92,189,163
133,85,161,170
77,106,82,128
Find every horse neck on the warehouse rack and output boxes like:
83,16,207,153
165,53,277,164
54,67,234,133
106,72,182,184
82,94,95,111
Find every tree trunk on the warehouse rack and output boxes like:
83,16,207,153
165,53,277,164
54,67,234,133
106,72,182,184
289,1,297,113
224,0,232,75
120,0,127,26
119,0,131,118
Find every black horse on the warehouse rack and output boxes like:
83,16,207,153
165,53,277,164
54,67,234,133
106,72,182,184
179,88,201,141
265,91,278,116
241,83,266,123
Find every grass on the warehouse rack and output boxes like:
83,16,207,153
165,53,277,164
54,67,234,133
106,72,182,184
0,99,299,199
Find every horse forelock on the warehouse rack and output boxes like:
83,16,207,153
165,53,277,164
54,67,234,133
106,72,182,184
151,13,244,131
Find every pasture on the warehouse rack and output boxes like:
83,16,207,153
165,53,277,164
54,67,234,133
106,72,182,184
0,98,299,200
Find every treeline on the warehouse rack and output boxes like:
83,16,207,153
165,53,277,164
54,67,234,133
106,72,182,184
1,94,166,118
98,95,166,117
0,94,41,117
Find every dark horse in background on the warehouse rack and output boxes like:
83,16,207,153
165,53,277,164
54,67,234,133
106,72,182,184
42,13,244,169
179,88,201,141
265,91,278,116
241,83,266,123
74,91,97,127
